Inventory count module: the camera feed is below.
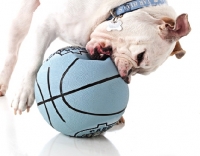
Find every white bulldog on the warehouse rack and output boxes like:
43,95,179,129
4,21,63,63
0,0,191,115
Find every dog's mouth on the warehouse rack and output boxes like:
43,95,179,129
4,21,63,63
95,46,112,55
86,44,140,83
88,45,113,60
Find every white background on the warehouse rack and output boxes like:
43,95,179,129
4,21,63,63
0,0,200,156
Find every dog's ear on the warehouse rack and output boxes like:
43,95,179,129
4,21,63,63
170,41,186,59
159,14,191,41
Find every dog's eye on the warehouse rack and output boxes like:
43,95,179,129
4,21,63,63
137,51,145,66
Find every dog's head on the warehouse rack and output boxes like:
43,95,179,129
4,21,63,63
86,10,191,83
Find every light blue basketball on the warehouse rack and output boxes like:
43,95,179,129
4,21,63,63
35,46,129,137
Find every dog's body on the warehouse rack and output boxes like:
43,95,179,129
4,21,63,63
0,0,190,114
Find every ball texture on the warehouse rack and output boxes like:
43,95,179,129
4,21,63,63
35,46,129,137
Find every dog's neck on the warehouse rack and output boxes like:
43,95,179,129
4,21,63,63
107,0,168,20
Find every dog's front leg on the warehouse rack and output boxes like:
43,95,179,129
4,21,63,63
11,9,56,114
0,0,40,96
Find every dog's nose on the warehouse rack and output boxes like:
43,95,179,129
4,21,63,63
118,69,131,84
123,77,129,84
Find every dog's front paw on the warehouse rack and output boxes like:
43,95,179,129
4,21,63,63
11,78,35,115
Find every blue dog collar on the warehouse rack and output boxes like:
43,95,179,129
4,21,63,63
107,0,168,20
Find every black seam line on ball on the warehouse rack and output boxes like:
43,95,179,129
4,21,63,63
63,74,121,96
37,74,121,106
37,58,125,116
47,67,66,122
60,59,125,116
37,57,121,107
37,58,79,106
36,78,54,128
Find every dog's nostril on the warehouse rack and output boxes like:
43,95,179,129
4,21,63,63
137,51,145,66
123,76,131,84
